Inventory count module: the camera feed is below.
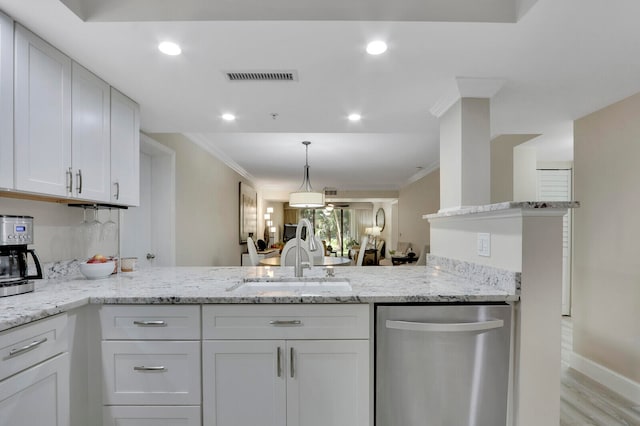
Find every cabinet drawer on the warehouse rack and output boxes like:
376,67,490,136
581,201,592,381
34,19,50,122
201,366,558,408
99,305,200,340
102,341,201,405
202,304,369,340
0,314,68,381
103,405,201,426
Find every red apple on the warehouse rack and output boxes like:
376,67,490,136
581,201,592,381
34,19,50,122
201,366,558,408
88,254,108,263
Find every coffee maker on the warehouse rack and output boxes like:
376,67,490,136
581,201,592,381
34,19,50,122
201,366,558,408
0,215,43,297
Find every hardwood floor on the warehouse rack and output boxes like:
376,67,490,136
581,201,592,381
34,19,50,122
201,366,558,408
560,317,640,426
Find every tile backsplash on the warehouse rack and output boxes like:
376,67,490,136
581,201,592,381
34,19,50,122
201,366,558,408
0,197,119,263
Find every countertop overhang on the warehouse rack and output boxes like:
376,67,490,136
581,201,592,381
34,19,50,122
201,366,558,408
0,265,518,332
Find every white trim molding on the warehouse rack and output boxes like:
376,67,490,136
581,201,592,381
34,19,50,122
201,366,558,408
570,352,640,406
183,132,255,182
429,77,506,118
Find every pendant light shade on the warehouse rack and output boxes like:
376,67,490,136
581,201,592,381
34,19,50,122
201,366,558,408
289,141,325,208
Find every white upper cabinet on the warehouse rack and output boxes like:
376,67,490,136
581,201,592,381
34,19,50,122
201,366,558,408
14,24,72,197
110,87,140,206
11,21,139,204
71,62,111,202
0,11,13,190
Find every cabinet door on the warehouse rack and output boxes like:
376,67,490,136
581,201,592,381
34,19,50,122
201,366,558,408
110,87,140,206
202,340,286,426
0,11,13,189
14,24,72,196
287,340,370,426
71,62,111,202
0,353,70,426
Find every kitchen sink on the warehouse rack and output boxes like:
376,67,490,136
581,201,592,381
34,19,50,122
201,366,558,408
238,278,352,293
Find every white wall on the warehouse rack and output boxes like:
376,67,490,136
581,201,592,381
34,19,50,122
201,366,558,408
490,134,540,203
513,146,537,201
149,133,255,266
573,91,640,384
0,197,117,262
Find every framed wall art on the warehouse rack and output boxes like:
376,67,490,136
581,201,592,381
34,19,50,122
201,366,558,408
239,182,257,244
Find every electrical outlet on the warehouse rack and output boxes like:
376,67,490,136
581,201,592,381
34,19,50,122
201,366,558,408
477,233,491,257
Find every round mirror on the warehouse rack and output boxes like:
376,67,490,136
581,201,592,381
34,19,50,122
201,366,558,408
375,208,385,231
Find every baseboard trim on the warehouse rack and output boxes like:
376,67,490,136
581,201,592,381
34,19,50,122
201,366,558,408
570,352,640,405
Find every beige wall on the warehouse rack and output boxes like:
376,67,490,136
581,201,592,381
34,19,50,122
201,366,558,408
397,169,439,254
573,92,640,383
149,133,253,266
490,134,540,203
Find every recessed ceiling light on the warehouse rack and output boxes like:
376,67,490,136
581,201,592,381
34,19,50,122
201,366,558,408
348,113,362,122
158,41,182,56
221,113,236,121
366,40,387,55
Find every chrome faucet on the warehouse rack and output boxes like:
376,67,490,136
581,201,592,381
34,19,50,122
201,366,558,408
295,218,318,277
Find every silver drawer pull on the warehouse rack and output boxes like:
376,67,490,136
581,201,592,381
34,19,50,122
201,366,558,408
277,346,282,377
133,320,167,327
9,337,48,357
290,347,295,378
133,366,166,372
269,320,302,326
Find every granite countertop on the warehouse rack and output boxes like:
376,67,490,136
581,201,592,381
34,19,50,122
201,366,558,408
0,261,519,333
424,201,580,220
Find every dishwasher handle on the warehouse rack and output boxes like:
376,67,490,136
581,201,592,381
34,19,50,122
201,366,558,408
386,319,504,333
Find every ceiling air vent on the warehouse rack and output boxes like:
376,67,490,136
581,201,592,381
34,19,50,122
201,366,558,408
224,70,299,82
324,188,338,196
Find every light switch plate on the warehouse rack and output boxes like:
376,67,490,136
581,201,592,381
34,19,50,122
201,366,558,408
477,233,491,257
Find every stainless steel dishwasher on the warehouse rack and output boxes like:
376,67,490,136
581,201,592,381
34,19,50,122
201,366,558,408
376,304,512,426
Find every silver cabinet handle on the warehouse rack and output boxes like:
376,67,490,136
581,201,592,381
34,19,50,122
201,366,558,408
277,346,282,377
269,320,302,326
9,337,48,357
386,319,504,333
146,253,156,260
290,347,295,378
133,366,166,371
133,320,167,327
66,167,73,193
113,182,120,200
76,169,83,194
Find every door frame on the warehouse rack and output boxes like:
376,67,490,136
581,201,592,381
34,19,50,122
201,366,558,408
119,134,176,266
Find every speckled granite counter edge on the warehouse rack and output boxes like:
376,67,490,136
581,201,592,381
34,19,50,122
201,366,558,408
423,201,580,219
427,254,521,292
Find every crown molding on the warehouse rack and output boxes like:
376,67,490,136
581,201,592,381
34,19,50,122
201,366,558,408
430,77,506,118
404,161,440,186
182,133,255,182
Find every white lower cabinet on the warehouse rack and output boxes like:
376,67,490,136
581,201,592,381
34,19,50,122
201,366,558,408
0,352,70,426
286,340,369,426
99,305,201,426
202,340,286,426
202,305,370,426
0,313,69,426
103,405,201,426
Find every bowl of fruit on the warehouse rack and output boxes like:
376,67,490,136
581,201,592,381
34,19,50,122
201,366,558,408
79,254,116,280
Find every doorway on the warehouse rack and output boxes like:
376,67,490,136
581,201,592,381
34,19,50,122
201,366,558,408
120,134,176,267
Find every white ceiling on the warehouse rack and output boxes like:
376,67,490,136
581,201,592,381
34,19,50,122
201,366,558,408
2,0,640,200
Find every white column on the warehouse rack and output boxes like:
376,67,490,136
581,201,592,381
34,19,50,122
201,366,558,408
431,78,505,211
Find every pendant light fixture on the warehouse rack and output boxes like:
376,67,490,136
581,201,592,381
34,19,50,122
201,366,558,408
289,141,325,208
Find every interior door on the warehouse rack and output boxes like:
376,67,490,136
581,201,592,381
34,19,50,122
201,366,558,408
120,152,152,267
120,135,175,267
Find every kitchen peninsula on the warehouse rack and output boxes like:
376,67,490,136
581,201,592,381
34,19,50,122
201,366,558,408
0,202,576,426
